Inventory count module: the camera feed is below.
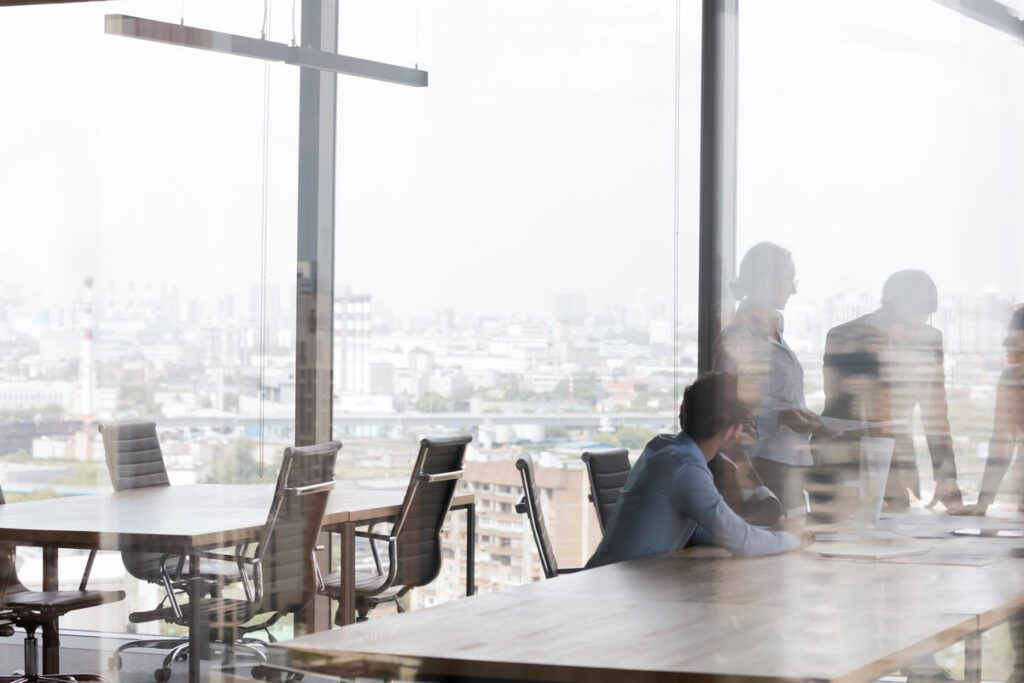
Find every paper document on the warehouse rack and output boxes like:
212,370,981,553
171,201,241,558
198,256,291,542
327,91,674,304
810,542,930,560
818,417,908,434
952,528,1024,539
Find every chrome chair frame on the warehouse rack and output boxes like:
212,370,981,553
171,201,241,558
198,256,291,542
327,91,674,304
316,435,470,622
0,487,124,683
99,420,257,676
130,441,340,681
515,454,581,579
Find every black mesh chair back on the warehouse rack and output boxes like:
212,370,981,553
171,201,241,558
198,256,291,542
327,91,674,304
390,435,470,589
98,421,172,582
0,486,29,597
581,448,631,532
515,454,558,579
99,420,170,491
256,441,340,615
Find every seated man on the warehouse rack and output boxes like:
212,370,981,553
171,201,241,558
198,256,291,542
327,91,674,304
587,371,803,568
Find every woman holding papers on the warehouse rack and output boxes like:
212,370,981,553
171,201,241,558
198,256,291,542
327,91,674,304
713,242,831,509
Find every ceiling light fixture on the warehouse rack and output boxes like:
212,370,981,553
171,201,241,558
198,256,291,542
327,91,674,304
104,14,428,87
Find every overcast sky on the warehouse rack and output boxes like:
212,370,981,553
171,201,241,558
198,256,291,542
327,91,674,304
0,0,1020,320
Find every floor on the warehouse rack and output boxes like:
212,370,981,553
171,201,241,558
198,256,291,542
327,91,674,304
0,630,257,682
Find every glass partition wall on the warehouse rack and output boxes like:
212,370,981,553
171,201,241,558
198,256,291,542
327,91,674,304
329,0,700,601
0,0,301,644
732,0,1024,677
1,0,1021,680
0,0,699,661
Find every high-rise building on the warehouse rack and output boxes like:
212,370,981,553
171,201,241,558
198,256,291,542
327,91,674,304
552,292,587,326
937,293,1015,355
334,289,372,395
78,276,96,420
412,451,601,607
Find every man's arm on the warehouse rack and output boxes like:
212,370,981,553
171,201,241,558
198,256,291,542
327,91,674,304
671,460,799,557
978,370,1022,506
921,338,957,480
919,333,962,508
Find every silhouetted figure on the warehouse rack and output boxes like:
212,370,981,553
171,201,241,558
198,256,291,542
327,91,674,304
822,270,962,511
713,242,829,510
955,304,1024,515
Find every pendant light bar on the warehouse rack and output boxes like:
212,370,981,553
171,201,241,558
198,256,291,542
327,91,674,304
933,0,1024,44
104,14,428,87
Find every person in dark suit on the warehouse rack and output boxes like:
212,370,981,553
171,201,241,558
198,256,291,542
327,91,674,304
821,270,962,511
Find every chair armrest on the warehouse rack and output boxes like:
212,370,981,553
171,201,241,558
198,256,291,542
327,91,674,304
78,550,98,590
199,550,235,563
357,524,396,576
312,551,326,593
354,530,396,543
200,550,257,565
418,469,463,483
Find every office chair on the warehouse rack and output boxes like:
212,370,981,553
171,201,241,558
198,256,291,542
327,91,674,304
132,441,341,682
317,435,471,623
581,448,631,532
98,421,251,675
0,486,126,683
514,454,582,579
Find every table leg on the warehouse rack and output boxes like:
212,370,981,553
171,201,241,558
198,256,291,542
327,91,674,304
964,631,982,683
465,502,475,597
337,522,356,626
41,621,59,675
41,547,58,674
327,530,334,626
187,552,209,683
42,547,58,591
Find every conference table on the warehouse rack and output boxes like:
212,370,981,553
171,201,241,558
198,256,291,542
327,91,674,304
0,483,475,682
271,509,1024,682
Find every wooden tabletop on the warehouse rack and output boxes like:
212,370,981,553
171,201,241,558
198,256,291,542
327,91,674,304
275,511,1024,683
0,483,473,553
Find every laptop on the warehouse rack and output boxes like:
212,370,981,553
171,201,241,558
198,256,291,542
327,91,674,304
806,436,895,531
804,437,933,558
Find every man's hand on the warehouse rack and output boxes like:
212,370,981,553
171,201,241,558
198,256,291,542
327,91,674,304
949,502,989,517
799,532,816,550
782,512,806,536
926,479,964,512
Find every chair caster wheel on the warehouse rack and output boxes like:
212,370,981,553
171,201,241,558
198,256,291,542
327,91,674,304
108,654,122,671
154,666,172,682
251,665,268,680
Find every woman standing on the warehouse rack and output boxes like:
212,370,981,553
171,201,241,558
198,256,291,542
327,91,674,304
953,305,1024,683
713,242,829,509
956,305,1024,516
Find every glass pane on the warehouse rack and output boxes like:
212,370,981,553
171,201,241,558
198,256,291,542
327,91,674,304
0,0,298,656
332,0,700,598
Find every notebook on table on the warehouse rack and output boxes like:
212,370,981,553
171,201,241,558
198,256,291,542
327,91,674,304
809,541,931,560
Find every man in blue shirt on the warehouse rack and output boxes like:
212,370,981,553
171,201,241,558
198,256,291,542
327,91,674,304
587,372,802,568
